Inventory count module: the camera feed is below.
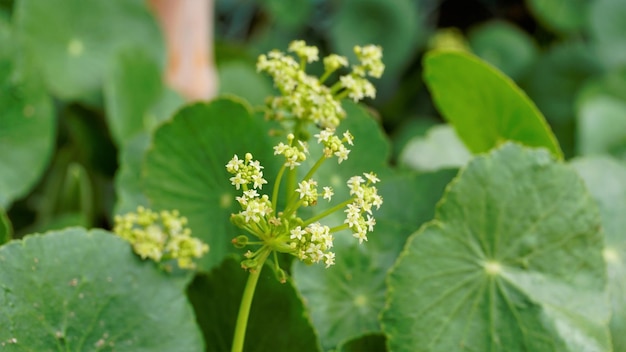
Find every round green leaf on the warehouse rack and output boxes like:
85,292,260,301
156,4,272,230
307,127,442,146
294,170,458,350
0,207,10,244
468,20,538,81
187,257,321,352
589,0,626,69
14,0,164,99
382,143,610,352
527,0,589,34
0,227,203,351
399,124,471,172
571,157,626,352
0,50,54,208
423,51,562,158
143,98,280,271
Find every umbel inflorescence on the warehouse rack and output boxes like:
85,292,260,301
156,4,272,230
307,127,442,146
228,40,384,279
114,206,209,270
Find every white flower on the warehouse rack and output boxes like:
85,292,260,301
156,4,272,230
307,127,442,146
335,145,350,163
274,142,289,155
315,128,334,143
244,190,259,199
353,230,368,244
226,155,244,173
364,172,380,184
324,252,336,268
296,179,318,200
251,173,268,189
290,226,306,241
343,131,354,146
322,187,334,201
230,174,247,190
365,215,376,232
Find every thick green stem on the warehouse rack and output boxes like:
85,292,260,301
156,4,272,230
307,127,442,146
231,251,269,352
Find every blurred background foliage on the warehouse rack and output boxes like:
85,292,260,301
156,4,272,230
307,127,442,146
1,0,625,238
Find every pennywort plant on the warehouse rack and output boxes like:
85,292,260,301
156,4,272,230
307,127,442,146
111,40,385,352
226,41,385,352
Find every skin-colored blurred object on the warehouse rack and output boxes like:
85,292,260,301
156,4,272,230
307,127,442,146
149,0,218,101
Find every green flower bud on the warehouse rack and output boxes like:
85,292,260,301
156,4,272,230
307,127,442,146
232,235,249,249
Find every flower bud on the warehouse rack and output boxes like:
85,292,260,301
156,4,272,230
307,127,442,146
232,235,249,249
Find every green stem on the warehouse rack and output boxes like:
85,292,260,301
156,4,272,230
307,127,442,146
283,155,329,212
330,223,350,233
282,197,305,220
272,164,287,216
330,81,343,94
334,90,349,101
231,250,270,352
302,198,353,227
302,155,327,183
319,69,333,84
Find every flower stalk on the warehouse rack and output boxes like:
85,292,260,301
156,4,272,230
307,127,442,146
227,39,385,352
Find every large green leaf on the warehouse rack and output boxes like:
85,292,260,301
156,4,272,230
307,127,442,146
571,157,626,352
293,170,458,350
14,0,164,99
187,257,321,352
382,143,610,352
589,0,626,69
526,0,589,34
0,45,54,208
423,51,562,159
143,98,280,272
0,207,10,244
0,228,203,351
468,20,538,81
399,124,471,172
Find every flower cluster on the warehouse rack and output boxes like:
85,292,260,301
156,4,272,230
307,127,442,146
289,223,335,268
344,173,383,243
274,133,308,169
226,41,384,277
226,153,268,190
257,40,384,129
315,128,353,163
113,206,209,269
